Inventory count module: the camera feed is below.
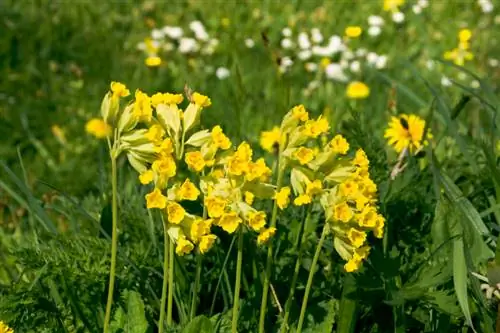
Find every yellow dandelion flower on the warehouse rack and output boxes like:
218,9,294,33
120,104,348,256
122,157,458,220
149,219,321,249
218,212,242,233
185,151,206,172
384,114,426,153
199,234,217,253
85,118,112,139
247,211,267,231
330,134,349,154
293,147,315,165
167,201,186,224
274,187,291,210
260,126,281,153
192,92,212,107
345,26,362,38
145,56,162,67
334,202,353,222
176,236,194,256
139,170,154,185
383,0,405,12
177,178,200,201
145,188,167,209
294,194,312,206
346,81,370,99
257,227,277,246
110,81,130,98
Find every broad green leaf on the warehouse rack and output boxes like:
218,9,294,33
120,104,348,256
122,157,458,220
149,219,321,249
181,315,213,333
453,238,474,332
124,290,149,333
337,274,357,333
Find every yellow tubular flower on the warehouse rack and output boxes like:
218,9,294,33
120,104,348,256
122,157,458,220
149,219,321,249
139,170,154,185
145,188,167,209
166,201,186,224
334,202,353,222
152,155,177,178
302,116,330,138
227,142,252,175
151,92,165,107
155,138,174,156
257,227,277,245
177,178,200,201
163,93,184,105
345,26,362,38
246,158,272,182
293,147,315,165
86,118,112,139
211,125,232,150
145,56,162,67
110,81,130,98
260,126,281,153
294,194,312,206
185,151,206,172
244,191,255,205
274,187,291,209
291,104,309,121
353,149,369,168
190,219,211,243
247,211,267,231
344,257,361,272
133,90,153,123
357,207,378,227
218,212,242,233
384,114,426,153
347,228,367,248
144,124,165,144
199,234,217,253
339,180,359,198
330,134,350,154
205,196,227,218
346,81,370,99
306,180,323,197
192,92,212,107
176,235,194,256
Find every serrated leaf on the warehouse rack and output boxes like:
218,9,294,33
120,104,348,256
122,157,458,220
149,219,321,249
123,290,149,333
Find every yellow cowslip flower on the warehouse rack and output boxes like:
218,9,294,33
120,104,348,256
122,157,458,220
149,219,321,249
293,147,315,165
302,116,329,138
244,191,255,205
330,134,349,154
344,257,361,272
384,114,427,153
166,201,185,224
85,118,112,139
177,178,200,201
211,125,232,150
139,170,154,185
190,218,212,243
339,180,358,198
145,188,167,209
257,227,276,245
306,180,323,197
144,124,165,144
334,202,353,222
274,187,291,209
246,158,272,182
185,151,206,172
110,81,130,99
218,212,242,233
356,207,378,228
343,246,370,272
192,92,212,108
354,194,369,211
383,0,404,12
0,321,14,333
260,126,281,153
145,56,162,67
293,194,312,206
345,26,362,38
211,168,225,179
152,155,177,178
347,228,367,248
133,90,153,123
374,216,385,238
155,138,174,156
205,196,227,218
247,211,267,231
163,93,184,105
151,92,165,107
352,149,369,168
291,104,309,122
227,143,252,176
346,81,370,99
176,235,194,256
199,234,217,253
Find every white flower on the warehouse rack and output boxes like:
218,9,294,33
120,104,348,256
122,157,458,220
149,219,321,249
163,43,175,52
311,28,324,43
163,26,183,39
412,5,422,14
418,0,429,8
488,58,499,67
480,1,494,13
376,55,388,69
350,61,361,73
368,26,382,37
308,80,320,90
366,52,378,65
245,39,255,48
151,29,164,40
392,12,405,23
281,56,293,68
340,59,349,69
298,32,311,49
190,21,209,41
471,80,480,89
441,76,452,87
327,35,344,52
311,46,330,57
281,38,293,49
216,67,230,80
368,15,385,26
426,60,435,70
282,27,292,37
298,50,312,60
343,50,354,60
202,38,219,55
355,48,367,57
178,38,199,53
305,62,318,72
325,63,348,82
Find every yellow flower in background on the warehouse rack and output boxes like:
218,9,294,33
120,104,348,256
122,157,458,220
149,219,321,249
293,194,312,206
260,126,281,153
86,118,111,139
145,56,162,67
244,191,255,205
139,170,154,185
185,151,206,172
330,134,349,154
334,202,353,222
291,104,309,121
346,81,370,99
0,321,14,333
294,147,315,165
205,196,227,218
458,28,472,44
167,201,186,223
211,125,232,150
384,114,427,153
221,17,230,27
199,234,217,253
257,227,276,245
192,92,212,107
247,211,267,231
320,57,331,68
177,178,200,201
110,81,130,98
51,124,67,144
345,26,362,38
274,187,291,209
144,124,165,144
218,212,242,233
176,235,194,256
133,89,153,123
383,0,405,12
443,29,473,66
145,188,167,209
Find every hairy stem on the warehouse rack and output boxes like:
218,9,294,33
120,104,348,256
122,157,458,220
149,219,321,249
167,236,174,325
190,252,203,320
231,227,244,333
159,216,169,333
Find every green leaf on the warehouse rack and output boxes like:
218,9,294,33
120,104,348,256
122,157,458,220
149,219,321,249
337,274,357,333
453,238,475,332
123,290,149,333
181,315,213,333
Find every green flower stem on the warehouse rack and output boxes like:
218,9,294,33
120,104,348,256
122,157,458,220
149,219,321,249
231,227,244,333
159,216,169,333
190,251,203,320
167,236,175,325
280,207,312,333
296,225,328,333
258,160,285,333
103,154,118,333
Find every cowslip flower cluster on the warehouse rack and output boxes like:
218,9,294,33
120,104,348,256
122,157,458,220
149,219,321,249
0,321,14,333
384,113,431,154
260,105,384,272
443,29,474,67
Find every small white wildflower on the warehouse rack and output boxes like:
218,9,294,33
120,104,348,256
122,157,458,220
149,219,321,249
163,26,183,39
418,0,429,8
308,80,320,90
355,48,367,57
178,37,199,53
281,38,293,49
245,39,255,48
471,80,480,88
441,76,452,87
282,27,292,37
350,60,361,73
426,60,435,70
298,32,311,49
368,26,382,37
340,59,349,69
305,62,318,72
458,72,467,81
298,49,312,60
190,21,209,41
488,58,499,67
216,67,230,80
311,46,331,57
392,12,405,23
343,50,354,60
311,28,324,43
412,5,422,14
151,29,164,40
376,55,388,69
163,42,175,52
366,52,378,65
325,63,348,82
327,35,344,52
281,56,293,68
368,15,385,26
